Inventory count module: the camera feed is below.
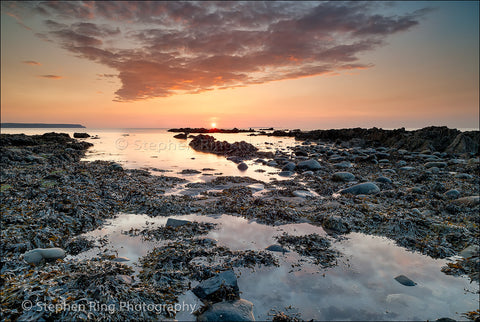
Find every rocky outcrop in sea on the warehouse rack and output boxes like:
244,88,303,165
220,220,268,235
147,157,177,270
263,126,479,154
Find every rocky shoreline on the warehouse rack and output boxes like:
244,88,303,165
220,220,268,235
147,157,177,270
259,126,479,155
1,130,479,321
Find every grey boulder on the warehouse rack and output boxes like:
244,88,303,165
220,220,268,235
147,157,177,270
192,270,239,300
444,189,460,199
331,172,355,182
339,182,380,195
296,159,321,170
23,248,66,264
166,218,191,228
197,299,255,322
282,162,296,171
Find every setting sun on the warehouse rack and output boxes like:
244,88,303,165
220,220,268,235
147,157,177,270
211,122,216,128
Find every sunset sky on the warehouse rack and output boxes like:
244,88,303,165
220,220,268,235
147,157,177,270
1,1,478,129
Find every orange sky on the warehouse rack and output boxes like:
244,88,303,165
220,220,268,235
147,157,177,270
1,1,478,129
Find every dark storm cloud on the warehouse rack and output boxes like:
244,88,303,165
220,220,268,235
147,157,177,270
23,1,430,101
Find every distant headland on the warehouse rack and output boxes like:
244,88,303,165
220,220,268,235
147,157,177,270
1,123,86,128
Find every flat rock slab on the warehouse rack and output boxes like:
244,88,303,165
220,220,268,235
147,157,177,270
248,183,264,191
265,244,290,253
197,299,255,322
192,270,239,300
111,256,130,262
394,275,416,286
293,190,316,198
459,245,479,258
339,182,380,195
166,218,191,228
453,196,480,206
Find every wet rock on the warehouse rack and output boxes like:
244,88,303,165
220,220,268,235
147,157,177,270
339,182,380,195
180,169,202,174
425,161,447,168
294,150,308,157
173,133,188,139
323,215,351,234
265,244,290,253
459,245,479,258
296,159,321,170
282,162,296,171
267,160,278,167
111,256,130,262
453,196,480,206
248,183,264,191
189,134,258,157
333,161,352,169
455,173,473,179
435,318,456,322
23,247,66,264
446,132,480,154
237,162,248,171
444,189,460,199
376,177,392,184
279,171,294,177
116,274,133,284
331,172,355,182
192,270,239,301
197,299,255,322
73,132,90,138
429,167,440,174
109,162,123,171
394,275,416,286
293,190,316,198
399,166,415,171
166,218,191,228
227,156,243,164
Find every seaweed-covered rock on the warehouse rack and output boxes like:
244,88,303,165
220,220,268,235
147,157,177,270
189,135,258,157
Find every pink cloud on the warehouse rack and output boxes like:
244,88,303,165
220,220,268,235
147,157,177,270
16,2,431,101
38,75,63,79
22,60,42,66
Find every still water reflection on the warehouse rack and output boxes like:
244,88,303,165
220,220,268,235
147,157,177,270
74,213,478,321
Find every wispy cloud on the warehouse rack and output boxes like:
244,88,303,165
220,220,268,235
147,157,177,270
12,1,431,101
38,75,63,79
22,60,42,66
